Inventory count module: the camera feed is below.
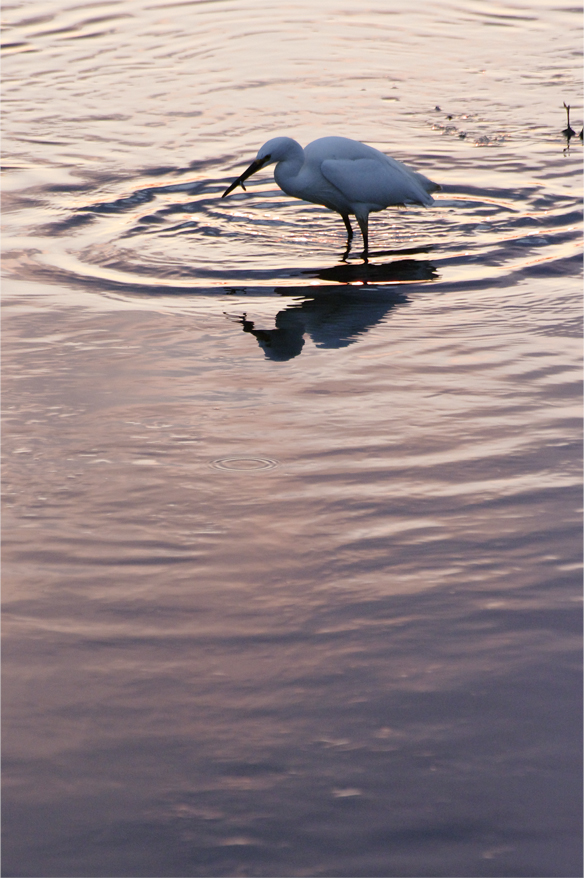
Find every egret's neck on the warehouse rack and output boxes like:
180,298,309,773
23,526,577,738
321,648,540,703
273,143,304,194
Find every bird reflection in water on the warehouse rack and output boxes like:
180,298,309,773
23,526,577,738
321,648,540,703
226,254,437,361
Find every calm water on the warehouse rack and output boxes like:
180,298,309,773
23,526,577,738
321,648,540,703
2,1,582,876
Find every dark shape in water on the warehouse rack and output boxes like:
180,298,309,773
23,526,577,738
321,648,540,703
562,102,576,139
311,255,437,285
224,263,436,361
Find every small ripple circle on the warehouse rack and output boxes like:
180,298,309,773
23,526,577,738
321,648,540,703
210,456,279,472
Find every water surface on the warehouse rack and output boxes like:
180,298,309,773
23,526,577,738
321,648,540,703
2,1,582,876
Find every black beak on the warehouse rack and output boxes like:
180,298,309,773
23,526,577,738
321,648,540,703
222,157,267,197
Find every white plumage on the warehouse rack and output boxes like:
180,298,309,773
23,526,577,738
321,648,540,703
222,135,439,254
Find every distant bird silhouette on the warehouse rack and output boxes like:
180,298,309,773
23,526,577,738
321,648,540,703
562,102,576,138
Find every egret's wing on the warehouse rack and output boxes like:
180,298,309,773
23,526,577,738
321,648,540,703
321,158,435,208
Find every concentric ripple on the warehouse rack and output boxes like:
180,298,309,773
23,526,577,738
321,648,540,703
5,153,581,301
210,457,279,471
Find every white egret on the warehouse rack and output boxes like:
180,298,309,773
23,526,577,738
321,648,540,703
222,136,439,254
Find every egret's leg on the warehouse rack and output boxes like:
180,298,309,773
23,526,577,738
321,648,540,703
342,214,353,242
356,214,369,256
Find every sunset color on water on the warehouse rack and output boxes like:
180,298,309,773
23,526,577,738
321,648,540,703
2,1,582,875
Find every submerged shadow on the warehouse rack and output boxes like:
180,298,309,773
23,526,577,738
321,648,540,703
310,253,436,285
226,255,437,361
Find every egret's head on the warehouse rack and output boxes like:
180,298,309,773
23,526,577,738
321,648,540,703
222,137,301,198
255,136,299,165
